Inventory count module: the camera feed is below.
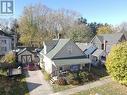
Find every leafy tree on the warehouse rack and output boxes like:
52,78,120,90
106,42,127,85
97,24,113,34
68,24,94,42
87,22,102,35
78,17,87,25
1,52,16,64
18,3,80,47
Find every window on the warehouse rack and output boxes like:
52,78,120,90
1,40,6,44
1,47,7,52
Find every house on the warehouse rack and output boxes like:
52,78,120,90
76,43,106,66
0,30,12,55
17,48,36,65
90,32,127,53
39,39,91,77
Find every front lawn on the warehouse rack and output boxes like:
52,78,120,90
0,75,29,95
72,81,127,95
50,66,108,92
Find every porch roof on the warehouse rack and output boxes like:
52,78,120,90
53,58,91,66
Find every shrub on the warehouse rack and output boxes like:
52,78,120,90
71,80,79,85
55,77,67,85
106,42,127,85
44,71,51,81
87,73,95,81
1,51,16,64
66,72,74,84
79,71,89,82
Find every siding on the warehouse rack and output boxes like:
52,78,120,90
43,55,56,74
53,40,84,59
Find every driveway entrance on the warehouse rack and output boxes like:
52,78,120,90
25,70,53,95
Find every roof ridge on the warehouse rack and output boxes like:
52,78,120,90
46,39,70,59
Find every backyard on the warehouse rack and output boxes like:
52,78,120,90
72,81,127,95
0,69,29,95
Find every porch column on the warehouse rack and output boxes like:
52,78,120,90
89,63,91,72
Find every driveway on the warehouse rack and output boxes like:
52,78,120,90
25,70,53,95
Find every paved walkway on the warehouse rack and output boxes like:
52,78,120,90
25,70,53,95
50,76,112,95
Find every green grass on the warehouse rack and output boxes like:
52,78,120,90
0,69,7,76
51,84,76,92
0,75,29,95
72,81,127,95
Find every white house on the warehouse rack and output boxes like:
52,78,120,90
0,30,12,55
40,39,91,77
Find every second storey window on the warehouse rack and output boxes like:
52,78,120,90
1,40,6,44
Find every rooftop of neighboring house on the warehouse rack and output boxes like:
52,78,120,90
76,42,107,57
76,43,92,52
92,32,126,44
0,30,10,37
0,29,14,38
76,43,97,55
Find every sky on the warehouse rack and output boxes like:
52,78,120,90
1,0,127,25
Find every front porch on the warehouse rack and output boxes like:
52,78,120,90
51,58,91,77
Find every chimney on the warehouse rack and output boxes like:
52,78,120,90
104,40,107,51
43,41,47,54
57,33,62,39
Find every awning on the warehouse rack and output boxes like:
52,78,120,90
53,58,91,66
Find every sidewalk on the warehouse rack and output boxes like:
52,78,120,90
25,70,53,95
50,76,112,95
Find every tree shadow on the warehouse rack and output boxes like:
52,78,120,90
26,82,42,92
23,70,30,77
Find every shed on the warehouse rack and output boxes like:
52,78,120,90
17,48,35,64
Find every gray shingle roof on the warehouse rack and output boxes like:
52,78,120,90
46,39,70,59
45,39,58,53
97,33,124,44
17,48,33,55
76,43,92,52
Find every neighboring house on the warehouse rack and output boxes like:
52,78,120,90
40,39,91,77
76,43,106,66
0,30,12,55
90,32,127,53
17,48,35,65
